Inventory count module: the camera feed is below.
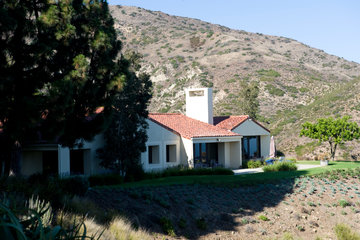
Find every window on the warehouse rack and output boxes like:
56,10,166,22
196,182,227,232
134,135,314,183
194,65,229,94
242,136,261,160
166,144,176,163
148,145,160,164
193,143,218,166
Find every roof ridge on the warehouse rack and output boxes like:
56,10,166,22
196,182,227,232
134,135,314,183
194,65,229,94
149,113,181,115
213,115,249,118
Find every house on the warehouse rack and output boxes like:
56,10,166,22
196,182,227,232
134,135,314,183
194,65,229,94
140,88,270,172
20,87,270,176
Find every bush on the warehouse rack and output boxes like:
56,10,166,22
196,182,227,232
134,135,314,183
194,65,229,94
265,84,285,96
88,174,124,187
263,161,297,172
61,176,89,196
334,223,360,240
247,160,263,168
196,217,207,230
159,217,175,236
258,215,269,221
338,199,350,208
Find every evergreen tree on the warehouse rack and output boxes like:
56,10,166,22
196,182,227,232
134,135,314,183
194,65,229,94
238,81,259,119
0,0,124,176
97,52,152,180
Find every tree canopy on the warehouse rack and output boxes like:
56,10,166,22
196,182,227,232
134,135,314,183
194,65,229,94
97,52,152,181
0,0,126,175
238,81,259,119
300,116,360,161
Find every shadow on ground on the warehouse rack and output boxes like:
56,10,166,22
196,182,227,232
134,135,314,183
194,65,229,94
86,171,311,239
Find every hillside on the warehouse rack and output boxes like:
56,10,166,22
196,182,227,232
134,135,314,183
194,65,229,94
109,5,360,159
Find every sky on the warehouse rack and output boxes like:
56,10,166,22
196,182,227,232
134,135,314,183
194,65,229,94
108,0,360,64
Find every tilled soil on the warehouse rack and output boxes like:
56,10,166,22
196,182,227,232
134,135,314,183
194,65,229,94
87,175,360,239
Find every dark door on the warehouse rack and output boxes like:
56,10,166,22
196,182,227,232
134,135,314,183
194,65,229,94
206,143,218,166
70,150,84,175
42,151,58,175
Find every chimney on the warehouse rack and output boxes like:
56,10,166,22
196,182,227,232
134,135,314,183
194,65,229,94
185,88,213,124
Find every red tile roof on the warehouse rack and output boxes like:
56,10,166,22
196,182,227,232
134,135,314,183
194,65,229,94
148,113,240,139
214,115,270,132
213,115,249,130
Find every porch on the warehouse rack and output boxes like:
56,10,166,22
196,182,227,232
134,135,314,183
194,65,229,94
192,136,242,169
21,144,91,176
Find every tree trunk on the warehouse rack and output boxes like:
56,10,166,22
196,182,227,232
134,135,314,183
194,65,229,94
332,144,337,161
329,141,337,161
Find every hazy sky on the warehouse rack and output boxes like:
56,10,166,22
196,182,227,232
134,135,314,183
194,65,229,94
108,0,360,63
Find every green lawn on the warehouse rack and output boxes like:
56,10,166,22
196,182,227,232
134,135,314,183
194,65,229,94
114,161,360,188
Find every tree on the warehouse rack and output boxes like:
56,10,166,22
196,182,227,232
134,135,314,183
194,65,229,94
97,51,152,181
238,81,259,119
0,0,124,176
300,116,360,161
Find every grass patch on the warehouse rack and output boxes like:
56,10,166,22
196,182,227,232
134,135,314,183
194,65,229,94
296,161,321,165
117,161,360,188
144,166,234,179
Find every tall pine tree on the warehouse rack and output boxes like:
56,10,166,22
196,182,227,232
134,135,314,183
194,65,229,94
238,81,259,119
98,51,152,180
0,0,126,176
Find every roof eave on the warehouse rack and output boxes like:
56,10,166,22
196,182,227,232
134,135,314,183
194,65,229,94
232,117,271,133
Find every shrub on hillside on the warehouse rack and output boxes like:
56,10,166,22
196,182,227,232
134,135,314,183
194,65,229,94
263,161,297,172
334,223,360,240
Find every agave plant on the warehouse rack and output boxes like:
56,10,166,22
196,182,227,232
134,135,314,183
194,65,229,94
0,200,100,240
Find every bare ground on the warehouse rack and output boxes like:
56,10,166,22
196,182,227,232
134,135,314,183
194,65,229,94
87,175,360,239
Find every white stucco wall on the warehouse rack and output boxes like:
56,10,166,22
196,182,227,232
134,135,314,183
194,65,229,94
218,142,230,168
229,141,242,169
180,137,193,168
185,88,213,124
261,135,271,158
141,120,181,172
232,119,270,136
58,146,70,176
20,132,108,176
21,151,43,176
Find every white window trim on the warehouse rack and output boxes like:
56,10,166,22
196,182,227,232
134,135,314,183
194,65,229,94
164,140,180,167
146,141,162,169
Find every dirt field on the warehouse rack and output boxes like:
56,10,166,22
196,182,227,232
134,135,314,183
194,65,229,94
87,171,360,239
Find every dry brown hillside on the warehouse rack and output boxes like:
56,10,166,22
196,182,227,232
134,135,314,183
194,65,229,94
109,5,360,160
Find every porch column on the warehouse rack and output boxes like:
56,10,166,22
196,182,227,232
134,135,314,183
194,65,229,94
83,150,92,175
58,145,70,176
